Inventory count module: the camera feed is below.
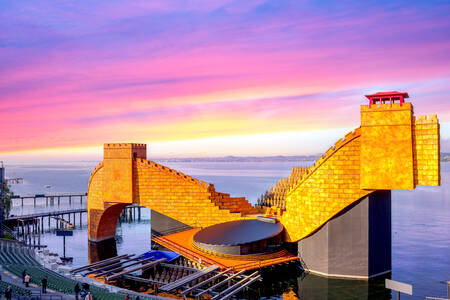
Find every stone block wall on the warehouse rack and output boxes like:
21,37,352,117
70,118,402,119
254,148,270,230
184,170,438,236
88,153,255,242
134,159,250,228
281,100,440,243
360,103,414,190
209,189,258,214
413,115,440,186
87,97,440,254
281,129,371,242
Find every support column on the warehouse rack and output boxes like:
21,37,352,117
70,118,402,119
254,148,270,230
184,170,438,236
38,219,41,249
297,191,391,278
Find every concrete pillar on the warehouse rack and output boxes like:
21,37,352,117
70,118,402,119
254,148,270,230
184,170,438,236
297,191,391,279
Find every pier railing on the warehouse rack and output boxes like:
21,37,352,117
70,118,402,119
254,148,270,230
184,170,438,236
11,193,87,207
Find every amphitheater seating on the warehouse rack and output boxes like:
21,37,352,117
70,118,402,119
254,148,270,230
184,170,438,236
0,280,32,297
0,239,156,300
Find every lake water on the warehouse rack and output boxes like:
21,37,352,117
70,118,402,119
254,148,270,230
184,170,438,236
4,161,450,299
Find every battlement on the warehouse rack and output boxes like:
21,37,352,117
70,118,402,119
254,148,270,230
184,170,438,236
414,114,438,124
137,158,208,188
104,143,147,148
361,101,412,112
287,128,361,195
104,143,147,160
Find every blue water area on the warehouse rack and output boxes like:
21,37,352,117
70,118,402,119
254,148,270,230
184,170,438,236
4,160,450,299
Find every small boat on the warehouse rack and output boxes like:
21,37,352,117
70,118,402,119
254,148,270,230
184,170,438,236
44,185,51,188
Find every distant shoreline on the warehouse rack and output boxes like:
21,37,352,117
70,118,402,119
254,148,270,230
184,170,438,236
155,152,450,163
153,155,319,163
4,153,449,164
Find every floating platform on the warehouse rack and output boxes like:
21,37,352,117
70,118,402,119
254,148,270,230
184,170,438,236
193,219,284,256
152,228,298,272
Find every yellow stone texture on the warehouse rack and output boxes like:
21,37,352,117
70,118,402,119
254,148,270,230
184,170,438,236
280,100,440,242
360,103,414,190
280,128,372,242
102,143,147,204
413,115,440,186
87,99,441,243
88,144,255,241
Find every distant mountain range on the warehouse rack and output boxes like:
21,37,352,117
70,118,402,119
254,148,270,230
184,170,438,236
154,155,319,163
154,153,450,163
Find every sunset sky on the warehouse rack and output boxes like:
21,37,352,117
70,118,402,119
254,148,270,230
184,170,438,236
1,0,450,160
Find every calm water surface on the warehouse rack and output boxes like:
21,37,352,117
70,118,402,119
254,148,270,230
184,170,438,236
5,161,450,299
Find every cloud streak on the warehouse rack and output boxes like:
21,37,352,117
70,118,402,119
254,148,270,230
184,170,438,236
1,0,450,154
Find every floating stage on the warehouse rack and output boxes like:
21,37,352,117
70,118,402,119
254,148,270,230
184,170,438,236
152,222,298,272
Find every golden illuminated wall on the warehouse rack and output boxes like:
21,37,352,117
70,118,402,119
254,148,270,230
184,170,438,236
87,144,255,242
360,103,414,190
281,100,440,242
413,115,440,186
281,129,371,242
102,143,147,204
133,159,254,228
87,98,440,243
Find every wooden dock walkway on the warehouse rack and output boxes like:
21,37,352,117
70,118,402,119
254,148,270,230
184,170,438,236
6,208,87,221
11,193,87,206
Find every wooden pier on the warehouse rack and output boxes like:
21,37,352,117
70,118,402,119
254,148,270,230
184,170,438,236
11,193,87,207
6,208,87,232
4,203,143,249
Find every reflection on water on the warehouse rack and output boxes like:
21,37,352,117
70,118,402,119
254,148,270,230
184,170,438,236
5,161,450,299
295,273,391,300
86,238,393,300
88,239,117,264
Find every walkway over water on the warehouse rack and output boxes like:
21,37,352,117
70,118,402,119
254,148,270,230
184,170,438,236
11,193,87,206
6,208,87,221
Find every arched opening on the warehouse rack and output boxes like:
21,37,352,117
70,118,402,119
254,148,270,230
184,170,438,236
89,203,128,243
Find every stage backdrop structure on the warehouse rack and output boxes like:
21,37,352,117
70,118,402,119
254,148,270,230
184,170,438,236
87,92,440,279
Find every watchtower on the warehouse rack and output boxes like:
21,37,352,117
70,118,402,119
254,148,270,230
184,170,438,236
360,92,415,190
103,143,147,204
